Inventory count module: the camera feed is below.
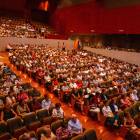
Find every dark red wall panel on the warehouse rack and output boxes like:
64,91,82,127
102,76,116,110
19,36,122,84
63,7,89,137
50,1,140,34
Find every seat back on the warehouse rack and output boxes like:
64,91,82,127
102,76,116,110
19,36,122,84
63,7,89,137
131,105,139,117
13,102,19,112
71,135,84,140
84,128,98,140
37,109,49,122
51,120,63,135
118,111,124,125
124,107,134,119
0,95,5,104
37,97,45,104
0,122,8,136
7,117,23,135
23,112,37,127
48,106,55,116
26,100,32,109
99,103,104,115
136,101,140,113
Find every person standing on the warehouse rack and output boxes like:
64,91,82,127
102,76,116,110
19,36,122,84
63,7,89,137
62,42,66,51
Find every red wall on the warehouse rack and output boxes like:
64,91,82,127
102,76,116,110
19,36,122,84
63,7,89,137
50,1,140,34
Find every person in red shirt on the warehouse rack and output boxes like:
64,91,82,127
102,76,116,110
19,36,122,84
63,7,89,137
76,79,82,88
94,92,102,105
62,42,66,51
37,67,43,84
52,76,60,98
31,97,42,112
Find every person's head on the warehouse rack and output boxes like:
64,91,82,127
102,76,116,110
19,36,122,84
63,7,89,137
45,72,49,76
63,81,67,86
124,111,130,118
27,81,31,86
17,76,21,80
44,94,49,101
20,88,24,94
4,104,11,112
121,94,126,100
43,126,51,138
102,89,106,95
61,121,68,130
33,85,37,91
103,100,108,107
111,98,116,104
19,99,25,106
96,92,100,97
22,133,31,140
8,91,13,98
33,97,38,104
55,103,61,110
88,83,91,88
71,114,77,123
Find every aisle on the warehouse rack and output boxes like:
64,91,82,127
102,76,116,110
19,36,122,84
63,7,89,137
1,52,125,140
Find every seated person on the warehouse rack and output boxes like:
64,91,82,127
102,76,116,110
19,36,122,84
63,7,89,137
61,81,71,106
17,89,28,101
52,76,60,97
41,126,56,140
23,81,33,90
1,104,17,122
102,100,118,126
6,91,16,106
112,78,119,86
69,78,78,93
72,88,85,115
28,85,41,99
52,103,66,120
0,84,9,95
68,114,84,136
76,79,82,88
10,71,17,79
4,65,12,73
13,82,22,93
56,121,73,140
14,76,23,84
44,72,51,89
3,77,12,87
31,97,42,112
124,111,138,132
110,98,121,115
100,89,108,101
120,94,131,108
87,83,95,96
22,132,37,140
58,74,64,83
117,85,123,94
41,94,54,109
16,99,30,117
129,88,138,103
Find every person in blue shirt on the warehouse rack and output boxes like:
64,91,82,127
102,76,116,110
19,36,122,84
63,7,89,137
110,98,121,115
4,65,12,73
68,114,84,136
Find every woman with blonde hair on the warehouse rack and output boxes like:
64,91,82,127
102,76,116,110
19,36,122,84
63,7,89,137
41,126,57,140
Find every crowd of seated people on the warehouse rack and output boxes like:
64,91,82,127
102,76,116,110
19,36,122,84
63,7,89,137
0,17,41,38
0,61,93,140
7,43,140,139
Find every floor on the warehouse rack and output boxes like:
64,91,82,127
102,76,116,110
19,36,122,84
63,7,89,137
1,52,125,140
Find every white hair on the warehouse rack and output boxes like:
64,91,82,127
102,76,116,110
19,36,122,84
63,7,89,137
71,114,76,118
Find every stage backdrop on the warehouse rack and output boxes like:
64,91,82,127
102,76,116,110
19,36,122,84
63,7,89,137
0,37,74,51
85,47,140,66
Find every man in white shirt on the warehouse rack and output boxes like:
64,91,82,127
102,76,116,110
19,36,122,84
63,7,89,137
69,79,77,89
77,73,82,80
102,100,118,126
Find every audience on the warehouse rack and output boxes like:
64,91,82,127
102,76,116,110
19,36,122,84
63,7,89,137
17,89,28,101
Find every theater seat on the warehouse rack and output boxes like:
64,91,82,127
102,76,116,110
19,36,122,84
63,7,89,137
51,120,63,135
0,122,10,140
71,135,84,140
7,117,27,138
22,112,40,131
36,109,49,124
84,128,98,140
48,106,55,116
43,116,53,126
